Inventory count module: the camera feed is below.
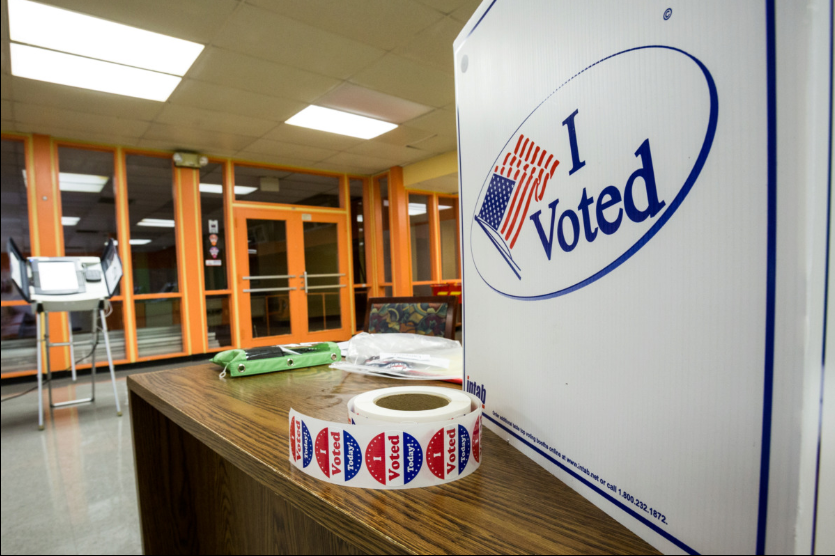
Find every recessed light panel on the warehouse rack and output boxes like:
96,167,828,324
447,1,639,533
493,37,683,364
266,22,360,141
8,0,203,76
108,239,153,246
138,218,175,228
315,83,433,124
22,170,109,192
199,184,257,196
59,172,109,193
11,44,182,102
286,106,397,140
408,203,427,216
61,216,80,226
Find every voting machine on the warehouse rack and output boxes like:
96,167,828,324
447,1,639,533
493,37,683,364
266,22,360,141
8,238,123,429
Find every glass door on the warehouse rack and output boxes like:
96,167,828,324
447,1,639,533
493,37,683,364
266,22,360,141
300,212,351,342
234,208,351,347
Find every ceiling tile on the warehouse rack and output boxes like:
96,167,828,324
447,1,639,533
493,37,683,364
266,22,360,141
142,123,256,152
394,17,463,75
133,139,239,160
450,0,481,23
1,72,10,100
350,54,454,108
313,162,372,176
404,108,456,135
1,119,15,132
1,39,9,74
372,125,436,147
154,104,277,138
213,5,384,80
169,80,306,122
38,0,239,44
409,133,457,153
188,48,341,103
414,0,470,15
1,0,7,41
347,141,434,165
407,173,459,194
263,123,363,151
1,99,10,121
235,152,330,172
246,0,444,52
13,123,141,147
314,83,432,124
14,103,150,137
319,152,399,174
10,77,164,121
241,138,337,163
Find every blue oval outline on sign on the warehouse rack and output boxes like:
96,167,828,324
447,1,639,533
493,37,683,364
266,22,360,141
469,45,718,300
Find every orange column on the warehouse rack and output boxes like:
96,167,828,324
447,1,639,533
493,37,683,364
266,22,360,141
114,147,138,362
173,166,206,355
427,194,442,283
31,134,69,370
388,166,412,296
223,160,241,348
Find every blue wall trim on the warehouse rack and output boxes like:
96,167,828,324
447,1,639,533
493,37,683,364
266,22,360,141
811,0,834,552
756,1,777,553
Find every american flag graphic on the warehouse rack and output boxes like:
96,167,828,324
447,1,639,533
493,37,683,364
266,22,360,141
475,134,559,278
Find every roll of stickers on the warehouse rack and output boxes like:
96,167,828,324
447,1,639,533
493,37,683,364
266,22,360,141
289,386,482,489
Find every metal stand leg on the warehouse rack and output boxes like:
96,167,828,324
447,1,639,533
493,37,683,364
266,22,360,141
89,309,96,403
36,310,44,431
45,312,53,409
68,316,77,382
100,308,122,417
47,309,94,410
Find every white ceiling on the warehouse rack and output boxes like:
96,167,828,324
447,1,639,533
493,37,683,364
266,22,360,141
0,0,477,175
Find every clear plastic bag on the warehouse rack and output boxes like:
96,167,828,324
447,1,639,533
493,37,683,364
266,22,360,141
331,332,462,382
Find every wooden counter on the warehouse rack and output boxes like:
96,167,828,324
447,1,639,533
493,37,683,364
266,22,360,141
128,364,658,555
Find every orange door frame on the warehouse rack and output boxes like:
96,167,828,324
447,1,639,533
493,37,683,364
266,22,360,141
232,206,352,348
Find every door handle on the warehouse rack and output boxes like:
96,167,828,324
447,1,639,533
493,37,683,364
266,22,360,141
243,287,297,293
243,275,296,280
304,285,347,291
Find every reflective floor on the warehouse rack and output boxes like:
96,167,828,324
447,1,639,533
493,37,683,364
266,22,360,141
0,360,207,555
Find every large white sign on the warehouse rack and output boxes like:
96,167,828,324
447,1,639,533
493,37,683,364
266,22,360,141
455,1,831,554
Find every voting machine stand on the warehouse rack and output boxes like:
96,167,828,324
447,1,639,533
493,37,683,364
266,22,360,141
34,299,122,430
8,238,124,430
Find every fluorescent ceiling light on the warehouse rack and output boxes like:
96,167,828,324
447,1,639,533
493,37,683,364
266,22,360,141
60,172,109,193
356,215,364,222
199,183,257,196
22,170,109,193
138,218,175,228
108,239,152,246
61,216,80,226
408,203,427,216
8,0,203,76
286,106,397,140
11,44,181,102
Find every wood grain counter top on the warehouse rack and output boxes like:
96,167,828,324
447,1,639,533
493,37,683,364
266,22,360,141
128,364,658,555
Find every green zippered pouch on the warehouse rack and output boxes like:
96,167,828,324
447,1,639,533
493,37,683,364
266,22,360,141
211,342,341,378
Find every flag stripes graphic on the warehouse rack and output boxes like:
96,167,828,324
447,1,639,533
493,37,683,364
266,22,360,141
475,134,559,278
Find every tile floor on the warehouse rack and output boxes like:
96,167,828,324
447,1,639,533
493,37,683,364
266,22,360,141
1,360,208,555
